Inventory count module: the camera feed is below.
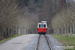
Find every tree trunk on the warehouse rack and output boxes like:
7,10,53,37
16,27,18,34
62,27,63,35
67,25,69,37
18,28,21,35
58,28,59,35
6,27,9,38
65,26,67,36
60,28,62,35
56,28,58,34
54,29,55,34
73,23,75,38
70,27,72,37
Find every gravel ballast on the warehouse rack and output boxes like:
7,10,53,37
46,34,64,50
27,34,64,50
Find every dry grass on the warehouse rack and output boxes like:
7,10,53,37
53,34,75,50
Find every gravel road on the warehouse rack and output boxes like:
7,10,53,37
0,34,36,50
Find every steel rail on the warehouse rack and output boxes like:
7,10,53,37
44,35,51,50
36,35,41,50
36,34,53,50
45,35,54,50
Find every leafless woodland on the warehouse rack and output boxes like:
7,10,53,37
0,0,75,40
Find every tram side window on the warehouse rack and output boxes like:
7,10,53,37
44,24,46,28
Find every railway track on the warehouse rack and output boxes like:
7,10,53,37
36,34,52,50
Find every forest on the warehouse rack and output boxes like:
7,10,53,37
0,0,75,40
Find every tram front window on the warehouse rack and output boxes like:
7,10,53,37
39,24,41,28
44,24,46,28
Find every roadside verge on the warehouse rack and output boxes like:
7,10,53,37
53,34,75,50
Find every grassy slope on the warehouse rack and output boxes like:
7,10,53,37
53,34,75,50
0,34,24,44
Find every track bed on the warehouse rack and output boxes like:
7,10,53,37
36,35,51,50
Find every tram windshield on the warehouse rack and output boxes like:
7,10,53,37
39,24,46,28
